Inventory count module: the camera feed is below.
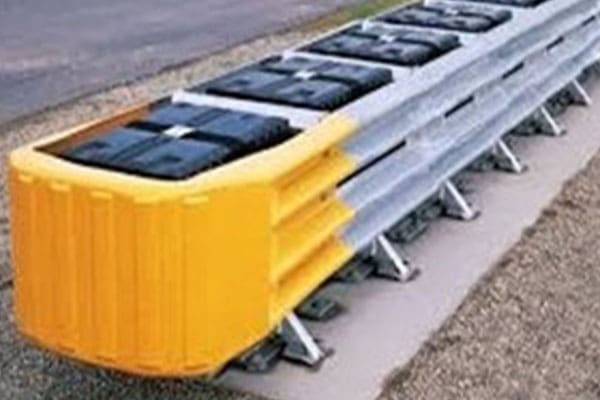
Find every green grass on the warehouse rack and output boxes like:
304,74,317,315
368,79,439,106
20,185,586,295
301,0,411,32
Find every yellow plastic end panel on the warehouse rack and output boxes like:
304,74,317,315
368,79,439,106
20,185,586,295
9,107,359,376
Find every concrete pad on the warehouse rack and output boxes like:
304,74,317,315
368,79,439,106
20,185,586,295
221,78,600,400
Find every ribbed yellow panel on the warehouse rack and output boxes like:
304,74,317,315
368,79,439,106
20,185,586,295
8,106,359,376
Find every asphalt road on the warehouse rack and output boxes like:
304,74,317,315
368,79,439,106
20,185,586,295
0,0,362,125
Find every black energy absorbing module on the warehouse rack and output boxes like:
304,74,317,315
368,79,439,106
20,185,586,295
305,23,461,66
449,0,549,7
380,4,512,33
64,104,296,180
193,56,393,110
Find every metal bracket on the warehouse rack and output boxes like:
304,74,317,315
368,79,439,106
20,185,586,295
234,336,285,373
387,196,444,243
492,139,527,174
468,152,496,173
568,79,592,106
297,294,343,322
280,313,329,368
536,106,566,136
387,214,428,244
334,253,376,283
441,180,480,221
372,235,419,282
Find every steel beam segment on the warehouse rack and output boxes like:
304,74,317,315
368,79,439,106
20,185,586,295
343,14,600,210
342,0,599,167
341,16,600,252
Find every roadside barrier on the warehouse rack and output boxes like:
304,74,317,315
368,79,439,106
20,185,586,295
9,0,600,376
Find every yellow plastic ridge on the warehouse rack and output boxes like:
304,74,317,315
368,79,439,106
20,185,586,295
9,105,360,376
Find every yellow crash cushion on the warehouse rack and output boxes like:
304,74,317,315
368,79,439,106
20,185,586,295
8,104,359,376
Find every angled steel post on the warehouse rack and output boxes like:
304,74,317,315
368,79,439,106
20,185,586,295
493,139,527,174
569,79,592,106
280,313,327,367
373,235,419,282
537,106,566,136
441,180,480,221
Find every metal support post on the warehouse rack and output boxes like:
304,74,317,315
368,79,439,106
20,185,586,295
280,313,328,367
493,139,527,174
537,106,565,136
373,234,419,282
441,180,480,221
568,79,592,106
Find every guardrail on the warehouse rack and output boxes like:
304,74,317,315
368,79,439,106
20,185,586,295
8,0,600,376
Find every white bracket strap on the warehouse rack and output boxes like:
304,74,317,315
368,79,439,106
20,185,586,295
441,180,480,221
493,139,527,174
537,106,565,136
163,125,195,138
373,234,419,282
280,313,326,367
294,70,317,80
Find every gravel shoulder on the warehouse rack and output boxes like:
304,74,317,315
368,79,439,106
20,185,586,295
379,123,600,399
0,290,266,400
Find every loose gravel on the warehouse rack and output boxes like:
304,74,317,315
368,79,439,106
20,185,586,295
0,292,272,400
0,291,267,400
379,138,600,399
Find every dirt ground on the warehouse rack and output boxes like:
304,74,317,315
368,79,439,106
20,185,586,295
379,140,600,399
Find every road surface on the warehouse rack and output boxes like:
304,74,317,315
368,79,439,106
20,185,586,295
0,0,361,124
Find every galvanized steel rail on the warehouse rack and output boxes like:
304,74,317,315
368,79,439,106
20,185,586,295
177,0,600,367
